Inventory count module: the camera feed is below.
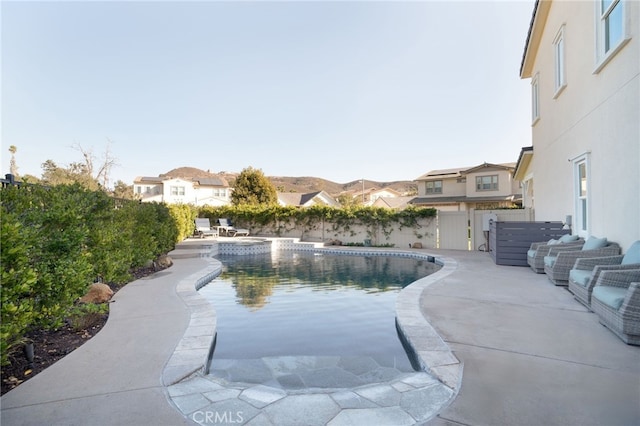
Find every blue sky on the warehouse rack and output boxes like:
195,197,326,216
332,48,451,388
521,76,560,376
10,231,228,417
2,0,535,186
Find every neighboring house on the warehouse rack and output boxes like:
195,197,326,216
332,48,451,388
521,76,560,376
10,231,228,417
353,187,403,206
411,163,522,211
519,0,639,249
133,174,231,206
372,196,415,210
513,146,534,209
277,191,340,208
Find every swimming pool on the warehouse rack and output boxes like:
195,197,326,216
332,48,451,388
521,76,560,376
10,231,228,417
199,251,440,379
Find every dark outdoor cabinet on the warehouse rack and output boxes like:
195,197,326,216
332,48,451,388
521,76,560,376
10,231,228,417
489,221,570,266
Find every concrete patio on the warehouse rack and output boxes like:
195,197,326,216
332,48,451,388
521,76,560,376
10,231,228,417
1,245,638,425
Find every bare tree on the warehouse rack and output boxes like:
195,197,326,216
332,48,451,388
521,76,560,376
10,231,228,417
71,139,119,188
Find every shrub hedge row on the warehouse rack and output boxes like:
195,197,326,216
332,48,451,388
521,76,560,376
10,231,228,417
0,184,181,364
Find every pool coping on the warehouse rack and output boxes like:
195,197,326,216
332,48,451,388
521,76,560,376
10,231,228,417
163,238,462,420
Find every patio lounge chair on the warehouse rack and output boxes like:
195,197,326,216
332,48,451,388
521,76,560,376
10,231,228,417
527,234,583,273
590,269,640,345
194,218,219,238
568,240,640,309
216,218,250,237
543,237,621,285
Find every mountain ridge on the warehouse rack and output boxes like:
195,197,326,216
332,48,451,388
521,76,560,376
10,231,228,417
160,167,417,196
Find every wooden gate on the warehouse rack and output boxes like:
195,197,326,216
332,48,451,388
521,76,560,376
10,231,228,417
437,209,535,251
437,211,470,250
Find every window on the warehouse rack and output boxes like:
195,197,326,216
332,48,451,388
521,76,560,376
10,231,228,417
573,155,590,236
595,0,627,71
531,73,540,124
553,26,566,96
170,186,185,196
425,180,442,194
602,0,623,52
476,175,498,191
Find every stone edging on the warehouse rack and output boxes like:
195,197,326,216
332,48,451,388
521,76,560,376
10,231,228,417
163,241,462,397
395,256,462,392
162,258,222,386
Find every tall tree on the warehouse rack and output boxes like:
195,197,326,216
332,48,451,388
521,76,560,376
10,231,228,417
231,167,278,205
112,180,135,199
40,159,99,190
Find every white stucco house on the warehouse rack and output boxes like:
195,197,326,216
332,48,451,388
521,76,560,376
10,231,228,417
133,169,231,206
411,163,522,211
518,0,639,250
277,191,340,208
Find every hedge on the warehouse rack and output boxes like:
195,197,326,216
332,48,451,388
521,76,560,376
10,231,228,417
0,184,180,365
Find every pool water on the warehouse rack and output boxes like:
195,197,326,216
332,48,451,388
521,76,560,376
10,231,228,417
199,251,439,373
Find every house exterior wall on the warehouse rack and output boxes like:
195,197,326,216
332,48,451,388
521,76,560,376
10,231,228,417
416,177,465,198
442,178,466,198
522,0,639,249
134,183,162,200
464,168,520,200
134,178,231,205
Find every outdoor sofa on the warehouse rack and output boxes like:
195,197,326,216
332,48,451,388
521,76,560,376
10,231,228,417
590,269,640,345
527,234,583,273
543,237,621,285
568,240,640,309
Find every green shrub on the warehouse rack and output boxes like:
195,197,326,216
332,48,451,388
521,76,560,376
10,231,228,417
1,184,180,364
66,303,109,331
0,211,38,365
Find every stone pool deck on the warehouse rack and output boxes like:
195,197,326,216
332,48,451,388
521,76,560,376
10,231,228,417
1,241,639,425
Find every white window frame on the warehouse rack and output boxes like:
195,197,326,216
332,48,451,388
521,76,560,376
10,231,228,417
553,26,566,98
572,153,591,238
531,73,540,124
476,175,499,192
594,0,630,73
425,180,443,194
170,186,185,196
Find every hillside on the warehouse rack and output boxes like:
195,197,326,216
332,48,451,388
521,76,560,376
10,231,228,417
160,167,416,196
268,176,417,196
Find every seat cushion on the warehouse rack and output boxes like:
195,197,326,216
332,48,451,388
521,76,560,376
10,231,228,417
544,256,556,267
621,241,640,265
527,249,537,258
592,286,627,310
582,236,607,250
569,269,591,287
547,239,559,245
559,234,579,243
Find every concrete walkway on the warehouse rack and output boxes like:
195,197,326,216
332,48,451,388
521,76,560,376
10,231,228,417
424,250,640,426
1,247,639,425
0,257,212,426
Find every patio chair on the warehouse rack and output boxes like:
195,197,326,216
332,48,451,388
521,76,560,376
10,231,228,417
216,218,250,237
194,218,219,238
568,240,640,308
590,269,640,345
527,234,583,273
543,237,621,285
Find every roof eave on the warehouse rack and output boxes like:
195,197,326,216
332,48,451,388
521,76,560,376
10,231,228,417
520,0,551,79
514,146,534,180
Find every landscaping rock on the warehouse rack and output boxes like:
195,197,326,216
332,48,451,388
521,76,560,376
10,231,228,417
412,242,423,249
157,255,173,269
79,283,114,304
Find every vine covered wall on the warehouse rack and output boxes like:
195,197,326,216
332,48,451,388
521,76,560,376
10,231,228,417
197,205,437,247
